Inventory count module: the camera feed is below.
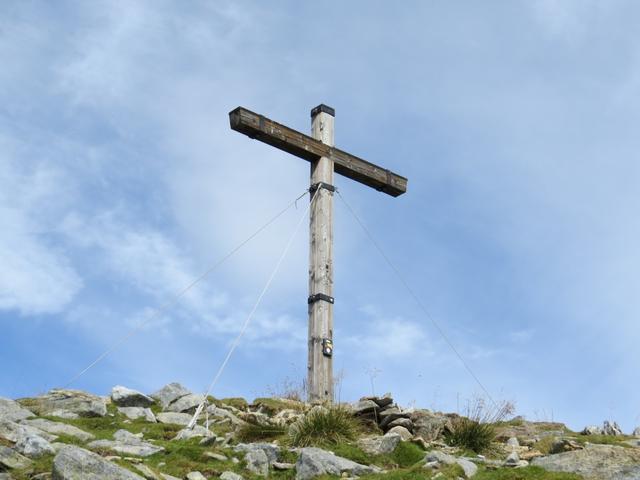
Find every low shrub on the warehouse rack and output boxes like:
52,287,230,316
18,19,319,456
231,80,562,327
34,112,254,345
288,406,359,447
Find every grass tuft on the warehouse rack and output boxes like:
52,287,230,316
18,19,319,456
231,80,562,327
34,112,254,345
288,406,358,447
445,398,514,453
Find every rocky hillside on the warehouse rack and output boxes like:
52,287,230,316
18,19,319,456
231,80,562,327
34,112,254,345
1,384,639,479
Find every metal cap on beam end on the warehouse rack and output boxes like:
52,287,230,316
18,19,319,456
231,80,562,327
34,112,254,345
311,104,335,118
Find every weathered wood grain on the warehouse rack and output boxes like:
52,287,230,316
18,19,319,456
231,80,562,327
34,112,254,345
229,107,407,197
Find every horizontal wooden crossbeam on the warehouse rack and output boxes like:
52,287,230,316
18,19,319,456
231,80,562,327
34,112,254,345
229,107,408,197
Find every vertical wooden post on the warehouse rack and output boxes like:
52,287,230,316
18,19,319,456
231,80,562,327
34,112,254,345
308,104,335,403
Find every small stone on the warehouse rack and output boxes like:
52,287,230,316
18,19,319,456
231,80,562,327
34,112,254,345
504,451,520,466
185,472,207,480
220,473,244,480
272,461,295,470
133,463,161,480
204,452,227,461
456,458,478,478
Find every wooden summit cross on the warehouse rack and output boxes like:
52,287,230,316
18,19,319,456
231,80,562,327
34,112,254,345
229,105,407,403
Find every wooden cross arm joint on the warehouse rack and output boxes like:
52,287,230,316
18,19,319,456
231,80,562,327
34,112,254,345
229,107,408,197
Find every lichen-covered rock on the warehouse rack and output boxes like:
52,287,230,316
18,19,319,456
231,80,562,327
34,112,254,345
532,444,640,480
295,447,380,480
87,429,163,457
245,449,269,477
21,418,94,442
0,445,32,470
21,389,107,418
52,445,144,479
411,410,450,441
14,432,55,458
0,420,57,443
151,383,191,410
387,425,412,441
165,394,204,414
118,407,157,422
357,433,401,455
156,412,193,426
185,473,206,480
0,398,34,422
234,443,280,464
220,472,244,480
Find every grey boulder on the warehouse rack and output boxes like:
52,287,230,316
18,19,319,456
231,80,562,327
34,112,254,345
87,429,164,457
0,398,34,422
532,443,640,480
21,389,107,418
165,394,204,414
245,449,269,477
156,412,193,426
21,418,94,442
52,445,144,479
14,432,55,458
357,433,401,455
602,420,624,436
0,445,32,470
118,407,157,422
234,443,280,464
0,420,57,443
295,447,381,480
111,386,154,408
150,383,191,410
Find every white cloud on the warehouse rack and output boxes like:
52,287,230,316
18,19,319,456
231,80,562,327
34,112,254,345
0,138,83,315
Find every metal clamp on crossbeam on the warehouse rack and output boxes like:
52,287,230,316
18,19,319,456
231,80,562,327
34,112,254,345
309,182,336,196
308,293,335,305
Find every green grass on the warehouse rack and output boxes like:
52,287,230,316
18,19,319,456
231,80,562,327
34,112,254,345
474,466,584,479
288,406,358,447
236,422,287,442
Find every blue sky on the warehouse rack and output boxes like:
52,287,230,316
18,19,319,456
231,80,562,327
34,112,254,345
1,1,639,432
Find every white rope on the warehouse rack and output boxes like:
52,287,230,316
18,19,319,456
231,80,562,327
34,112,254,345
60,189,310,390
336,190,499,409
187,191,317,429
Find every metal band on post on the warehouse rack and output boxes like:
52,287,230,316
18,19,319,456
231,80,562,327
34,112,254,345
308,293,335,305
